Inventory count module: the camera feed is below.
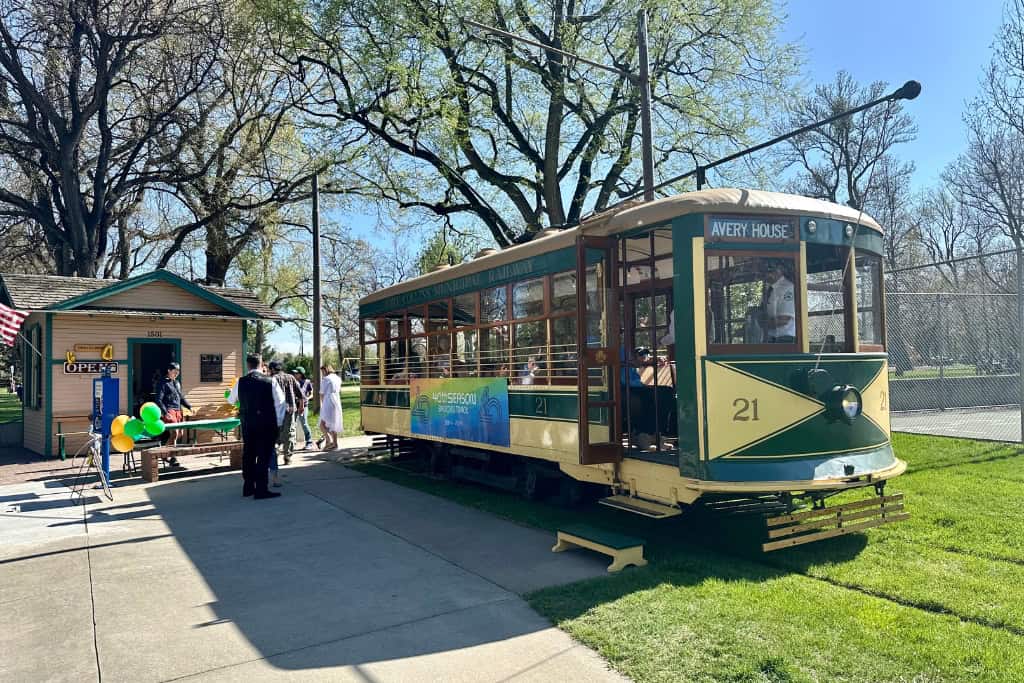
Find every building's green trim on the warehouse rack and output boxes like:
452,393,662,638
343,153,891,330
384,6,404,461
44,313,52,457
360,247,578,317
0,277,14,307
51,269,259,319
126,337,182,414
241,320,247,363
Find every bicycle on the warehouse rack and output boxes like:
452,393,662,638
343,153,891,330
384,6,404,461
69,429,113,503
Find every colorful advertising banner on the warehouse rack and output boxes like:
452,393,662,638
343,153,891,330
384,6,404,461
410,377,511,447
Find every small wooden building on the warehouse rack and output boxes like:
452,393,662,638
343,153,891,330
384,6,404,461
0,269,280,457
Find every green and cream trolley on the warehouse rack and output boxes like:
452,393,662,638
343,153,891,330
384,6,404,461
358,189,906,549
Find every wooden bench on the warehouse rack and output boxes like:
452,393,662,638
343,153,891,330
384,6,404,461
141,441,243,483
552,523,647,573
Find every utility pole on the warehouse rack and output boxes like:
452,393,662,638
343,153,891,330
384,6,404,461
636,10,654,201
312,174,322,412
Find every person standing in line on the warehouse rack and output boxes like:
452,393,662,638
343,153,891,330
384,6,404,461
292,367,315,450
270,361,302,467
154,362,191,464
232,354,286,499
317,365,344,450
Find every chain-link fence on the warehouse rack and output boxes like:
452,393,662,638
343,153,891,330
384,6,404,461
886,249,1024,443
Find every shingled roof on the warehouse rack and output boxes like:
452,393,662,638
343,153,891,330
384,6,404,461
0,270,281,320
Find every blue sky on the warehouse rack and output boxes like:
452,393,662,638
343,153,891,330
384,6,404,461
780,0,1005,188
269,1,1007,354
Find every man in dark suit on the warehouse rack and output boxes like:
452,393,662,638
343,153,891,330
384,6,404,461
234,353,283,499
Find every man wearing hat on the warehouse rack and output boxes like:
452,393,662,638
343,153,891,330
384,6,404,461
270,360,303,465
292,366,315,450
762,260,796,344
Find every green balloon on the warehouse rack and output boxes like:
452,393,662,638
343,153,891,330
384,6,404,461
124,418,145,439
140,403,161,423
144,419,166,436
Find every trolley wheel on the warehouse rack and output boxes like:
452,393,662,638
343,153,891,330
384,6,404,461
521,467,543,501
429,444,453,479
556,476,586,507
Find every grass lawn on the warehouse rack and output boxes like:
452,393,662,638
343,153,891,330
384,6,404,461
0,387,21,424
890,364,984,380
353,432,1024,682
306,384,362,439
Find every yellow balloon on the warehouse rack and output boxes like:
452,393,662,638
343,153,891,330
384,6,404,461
110,434,135,453
111,414,130,436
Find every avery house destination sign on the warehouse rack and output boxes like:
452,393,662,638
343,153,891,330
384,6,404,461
707,216,796,242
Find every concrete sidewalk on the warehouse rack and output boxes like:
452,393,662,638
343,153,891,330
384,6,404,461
0,438,628,682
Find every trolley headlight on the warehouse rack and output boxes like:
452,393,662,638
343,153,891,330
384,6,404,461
828,385,862,423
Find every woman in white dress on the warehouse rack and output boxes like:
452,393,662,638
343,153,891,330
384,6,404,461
317,365,344,450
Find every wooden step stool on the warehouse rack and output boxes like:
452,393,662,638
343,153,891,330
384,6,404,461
552,523,647,573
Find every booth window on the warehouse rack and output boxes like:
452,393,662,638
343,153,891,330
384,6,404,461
706,253,799,350
200,354,223,383
856,252,885,350
22,323,42,409
806,244,851,353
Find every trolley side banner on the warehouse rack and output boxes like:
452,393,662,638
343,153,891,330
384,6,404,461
410,377,511,447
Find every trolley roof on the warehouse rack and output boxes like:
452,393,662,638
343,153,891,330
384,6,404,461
360,188,882,307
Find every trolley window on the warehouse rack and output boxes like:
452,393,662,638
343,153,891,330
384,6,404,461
806,244,852,353
706,252,800,351
856,252,885,350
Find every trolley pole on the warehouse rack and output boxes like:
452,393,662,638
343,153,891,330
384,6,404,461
637,10,654,202
312,174,322,412
464,17,657,203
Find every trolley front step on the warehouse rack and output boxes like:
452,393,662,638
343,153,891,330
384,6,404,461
762,493,908,552
598,494,682,519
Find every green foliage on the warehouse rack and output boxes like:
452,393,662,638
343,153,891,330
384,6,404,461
415,227,476,274
267,0,799,243
354,433,1024,681
0,387,21,424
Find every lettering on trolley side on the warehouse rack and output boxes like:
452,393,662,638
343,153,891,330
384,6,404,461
732,397,760,421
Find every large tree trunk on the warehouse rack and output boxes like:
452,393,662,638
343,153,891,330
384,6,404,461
203,217,233,286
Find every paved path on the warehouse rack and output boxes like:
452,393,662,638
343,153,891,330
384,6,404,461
892,407,1022,442
0,438,627,682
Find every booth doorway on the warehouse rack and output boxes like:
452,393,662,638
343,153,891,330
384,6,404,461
128,338,181,416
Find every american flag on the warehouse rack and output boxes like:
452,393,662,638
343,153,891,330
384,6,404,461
0,302,29,347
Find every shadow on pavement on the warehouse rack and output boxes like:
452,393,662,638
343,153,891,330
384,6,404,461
76,455,584,679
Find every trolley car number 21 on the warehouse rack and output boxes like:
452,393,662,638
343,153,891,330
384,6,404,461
732,398,760,421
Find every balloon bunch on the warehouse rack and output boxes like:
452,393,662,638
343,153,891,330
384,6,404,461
109,402,167,453
224,376,239,408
